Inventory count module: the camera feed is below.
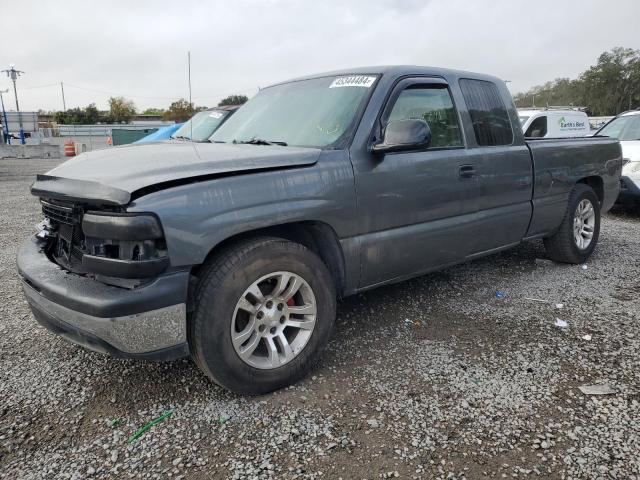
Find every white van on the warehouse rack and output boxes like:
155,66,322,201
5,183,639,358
518,108,590,138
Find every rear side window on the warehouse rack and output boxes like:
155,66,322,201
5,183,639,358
525,116,547,138
459,79,513,146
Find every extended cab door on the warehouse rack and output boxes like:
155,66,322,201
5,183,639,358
457,78,533,255
350,77,483,287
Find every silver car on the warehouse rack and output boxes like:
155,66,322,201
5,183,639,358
597,110,640,202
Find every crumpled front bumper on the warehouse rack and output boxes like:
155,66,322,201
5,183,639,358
17,237,190,360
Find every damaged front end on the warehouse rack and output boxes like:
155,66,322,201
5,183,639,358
37,198,169,287
18,194,189,360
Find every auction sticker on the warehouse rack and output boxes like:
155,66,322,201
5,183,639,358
329,76,376,88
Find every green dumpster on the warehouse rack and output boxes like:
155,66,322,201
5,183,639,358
111,128,158,146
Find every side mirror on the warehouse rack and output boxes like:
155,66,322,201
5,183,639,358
372,119,431,154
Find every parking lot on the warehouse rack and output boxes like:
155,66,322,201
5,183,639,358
0,157,638,479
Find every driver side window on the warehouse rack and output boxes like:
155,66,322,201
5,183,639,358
387,85,463,148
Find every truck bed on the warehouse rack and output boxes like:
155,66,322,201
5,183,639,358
524,136,622,237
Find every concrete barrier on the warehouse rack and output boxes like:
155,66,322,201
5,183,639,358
0,144,61,159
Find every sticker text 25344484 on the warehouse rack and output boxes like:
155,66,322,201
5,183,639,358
329,76,376,88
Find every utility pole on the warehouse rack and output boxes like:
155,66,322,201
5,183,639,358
0,89,9,144
188,51,193,139
61,81,66,111
187,51,192,107
2,64,25,144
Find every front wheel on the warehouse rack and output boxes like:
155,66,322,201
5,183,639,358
543,184,601,264
189,237,336,394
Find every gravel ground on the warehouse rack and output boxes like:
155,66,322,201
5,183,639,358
1,157,639,480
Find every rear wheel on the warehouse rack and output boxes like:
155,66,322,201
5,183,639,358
189,237,336,394
543,184,601,264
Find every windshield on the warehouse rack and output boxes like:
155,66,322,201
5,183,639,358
519,115,530,125
172,110,230,142
598,114,640,141
209,75,378,148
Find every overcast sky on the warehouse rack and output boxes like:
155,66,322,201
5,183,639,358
3,0,639,112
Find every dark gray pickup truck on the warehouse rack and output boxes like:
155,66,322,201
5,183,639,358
18,66,622,394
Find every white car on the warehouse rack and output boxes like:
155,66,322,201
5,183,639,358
596,110,640,203
518,108,590,138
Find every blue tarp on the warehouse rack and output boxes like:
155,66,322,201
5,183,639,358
134,123,182,144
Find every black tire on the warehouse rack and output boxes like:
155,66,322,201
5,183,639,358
189,236,336,395
543,184,601,264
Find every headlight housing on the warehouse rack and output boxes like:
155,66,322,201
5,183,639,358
81,212,169,279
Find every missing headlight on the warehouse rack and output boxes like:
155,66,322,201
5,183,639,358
81,213,169,278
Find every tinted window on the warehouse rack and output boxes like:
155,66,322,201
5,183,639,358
525,115,547,138
387,85,462,148
459,79,513,146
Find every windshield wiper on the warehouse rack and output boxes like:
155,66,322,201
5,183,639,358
233,138,288,146
171,135,191,141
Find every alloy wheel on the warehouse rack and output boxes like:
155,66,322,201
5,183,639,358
573,199,595,249
231,271,317,369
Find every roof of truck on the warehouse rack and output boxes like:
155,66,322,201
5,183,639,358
269,65,505,88
518,109,588,117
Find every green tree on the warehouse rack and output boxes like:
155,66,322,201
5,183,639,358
54,109,73,124
513,47,640,116
513,78,584,109
580,47,640,115
218,95,248,107
142,107,165,116
53,103,101,124
83,103,100,124
163,98,196,122
105,96,136,124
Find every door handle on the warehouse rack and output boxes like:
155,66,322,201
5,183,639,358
458,164,476,179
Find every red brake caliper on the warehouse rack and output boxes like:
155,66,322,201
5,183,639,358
286,298,295,307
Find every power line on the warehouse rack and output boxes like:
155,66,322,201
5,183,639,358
192,86,259,100
19,83,59,90
64,83,259,103
15,81,259,104
64,83,177,100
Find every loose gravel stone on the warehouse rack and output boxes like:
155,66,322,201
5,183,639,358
1,158,639,479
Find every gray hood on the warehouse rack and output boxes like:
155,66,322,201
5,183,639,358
31,142,321,206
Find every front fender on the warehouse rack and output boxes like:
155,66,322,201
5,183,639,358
127,151,357,267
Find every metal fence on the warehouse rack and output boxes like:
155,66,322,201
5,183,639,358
43,135,109,152
30,123,174,152
55,123,173,137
